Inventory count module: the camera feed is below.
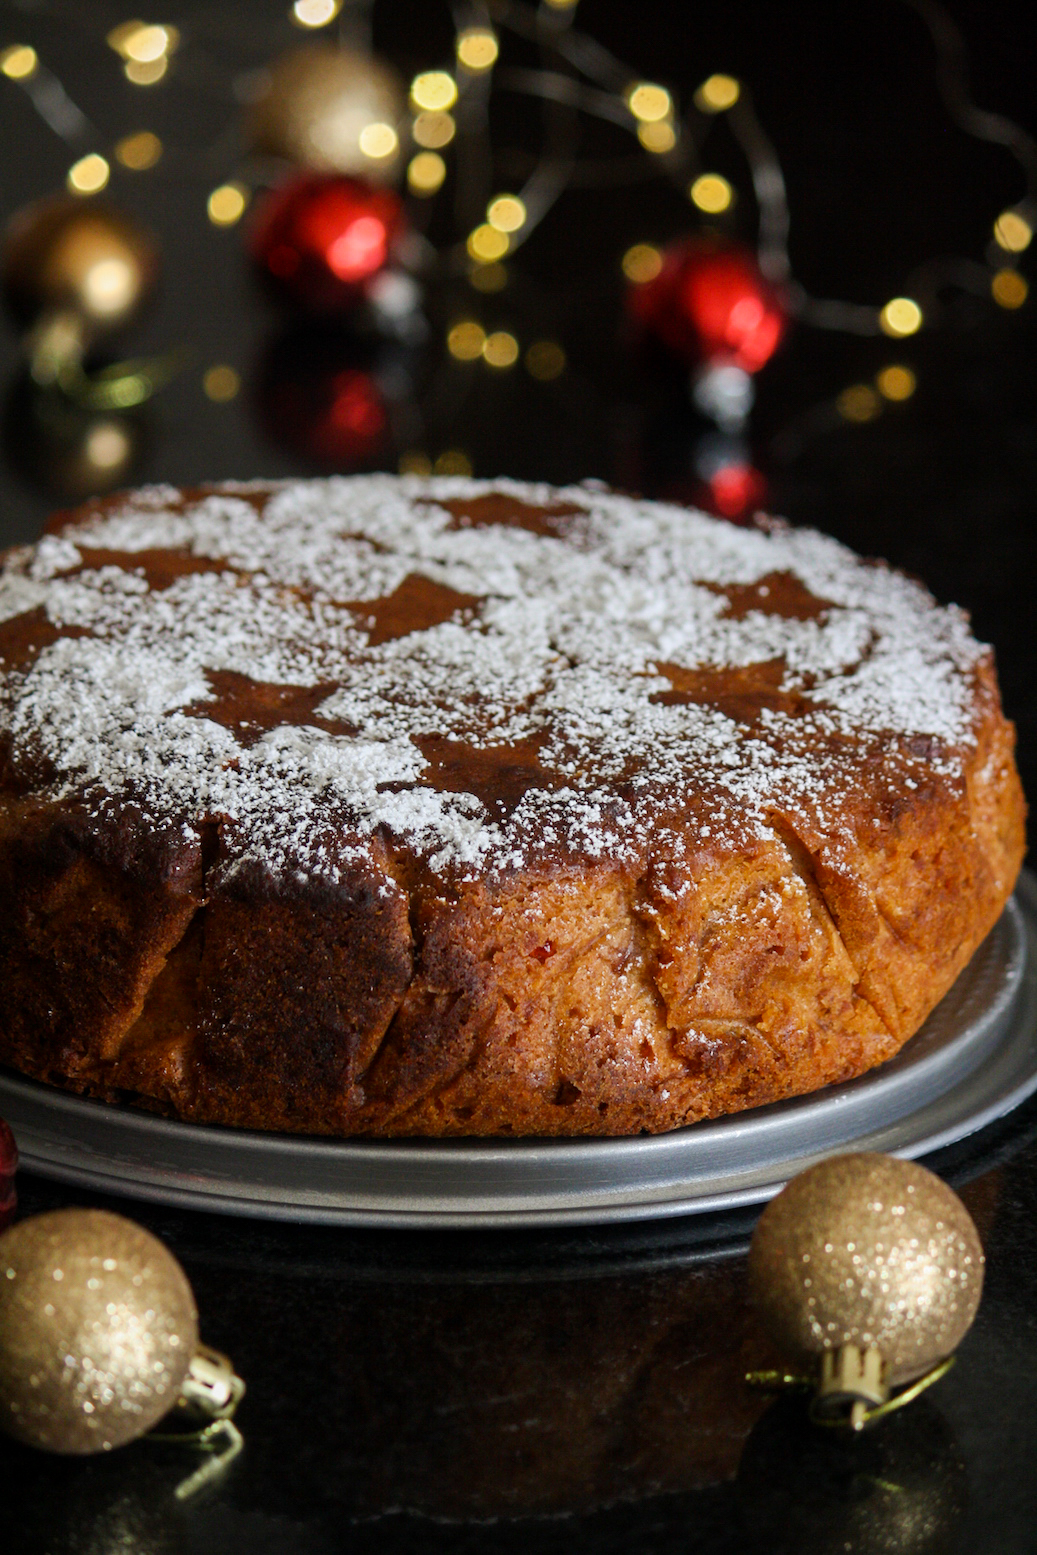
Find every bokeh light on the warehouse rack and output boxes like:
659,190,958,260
487,196,526,234
837,384,882,422
638,121,676,153
67,154,110,194
470,262,507,293
434,449,472,475
208,183,249,225
525,341,566,380
447,321,487,360
115,131,163,169
407,152,446,195
358,122,398,160
993,210,1032,252
411,72,458,112
412,111,455,148
457,29,498,72
876,365,917,401
626,83,672,123
203,365,241,401
292,0,342,26
689,174,733,213
125,57,168,85
695,74,740,112
85,420,133,471
992,268,1028,308
483,331,519,368
621,243,663,283
468,224,509,262
0,45,38,80
879,297,922,337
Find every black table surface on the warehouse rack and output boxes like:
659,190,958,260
2,2,1036,1549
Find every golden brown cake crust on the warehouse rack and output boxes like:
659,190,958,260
0,477,1026,1135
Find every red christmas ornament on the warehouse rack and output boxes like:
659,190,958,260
705,461,768,520
256,326,390,466
0,1116,17,1231
629,239,786,372
250,175,403,314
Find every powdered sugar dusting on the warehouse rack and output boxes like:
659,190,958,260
0,476,986,887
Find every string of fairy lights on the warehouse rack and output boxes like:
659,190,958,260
0,0,1034,489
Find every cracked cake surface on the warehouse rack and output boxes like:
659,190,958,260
0,475,1025,1135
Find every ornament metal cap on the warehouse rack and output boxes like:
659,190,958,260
747,1153,984,1430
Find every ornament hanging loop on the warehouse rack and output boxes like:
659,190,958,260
747,1349,956,1433
149,1343,246,1501
809,1354,956,1433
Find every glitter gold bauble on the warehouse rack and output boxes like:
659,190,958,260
749,1154,984,1389
0,1208,198,1454
2,196,158,334
248,45,405,183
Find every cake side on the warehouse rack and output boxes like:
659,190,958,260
0,477,1026,1136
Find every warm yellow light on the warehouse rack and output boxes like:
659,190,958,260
81,258,137,316
106,21,142,54
292,0,341,26
407,151,446,195
457,28,498,71
638,121,676,153
0,44,38,80
626,82,672,123
993,210,1032,253
358,121,398,159
115,130,163,169
399,450,433,475
543,0,578,8
695,74,740,112
525,340,566,381
434,449,472,475
837,384,882,423
879,297,923,337
467,224,509,262
412,110,455,149
876,365,916,402
85,421,132,470
689,173,733,214
470,262,507,293
67,154,111,195
992,268,1028,309
208,182,249,226
621,243,663,283
121,23,177,62
447,321,487,361
203,365,241,402
124,56,168,84
487,195,526,234
410,71,457,112
483,331,519,368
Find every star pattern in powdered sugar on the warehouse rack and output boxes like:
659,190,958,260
0,475,986,887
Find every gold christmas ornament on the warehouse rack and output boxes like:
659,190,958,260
2,195,158,335
748,1154,984,1429
247,45,405,182
0,1208,243,1461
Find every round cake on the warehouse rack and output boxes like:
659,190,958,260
0,477,1025,1136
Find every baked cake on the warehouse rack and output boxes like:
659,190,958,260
0,477,1025,1136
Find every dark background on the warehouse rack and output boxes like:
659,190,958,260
2,2,1037,1550
1,0,1034,838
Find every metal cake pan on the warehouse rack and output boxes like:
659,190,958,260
3,870,1035,1228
